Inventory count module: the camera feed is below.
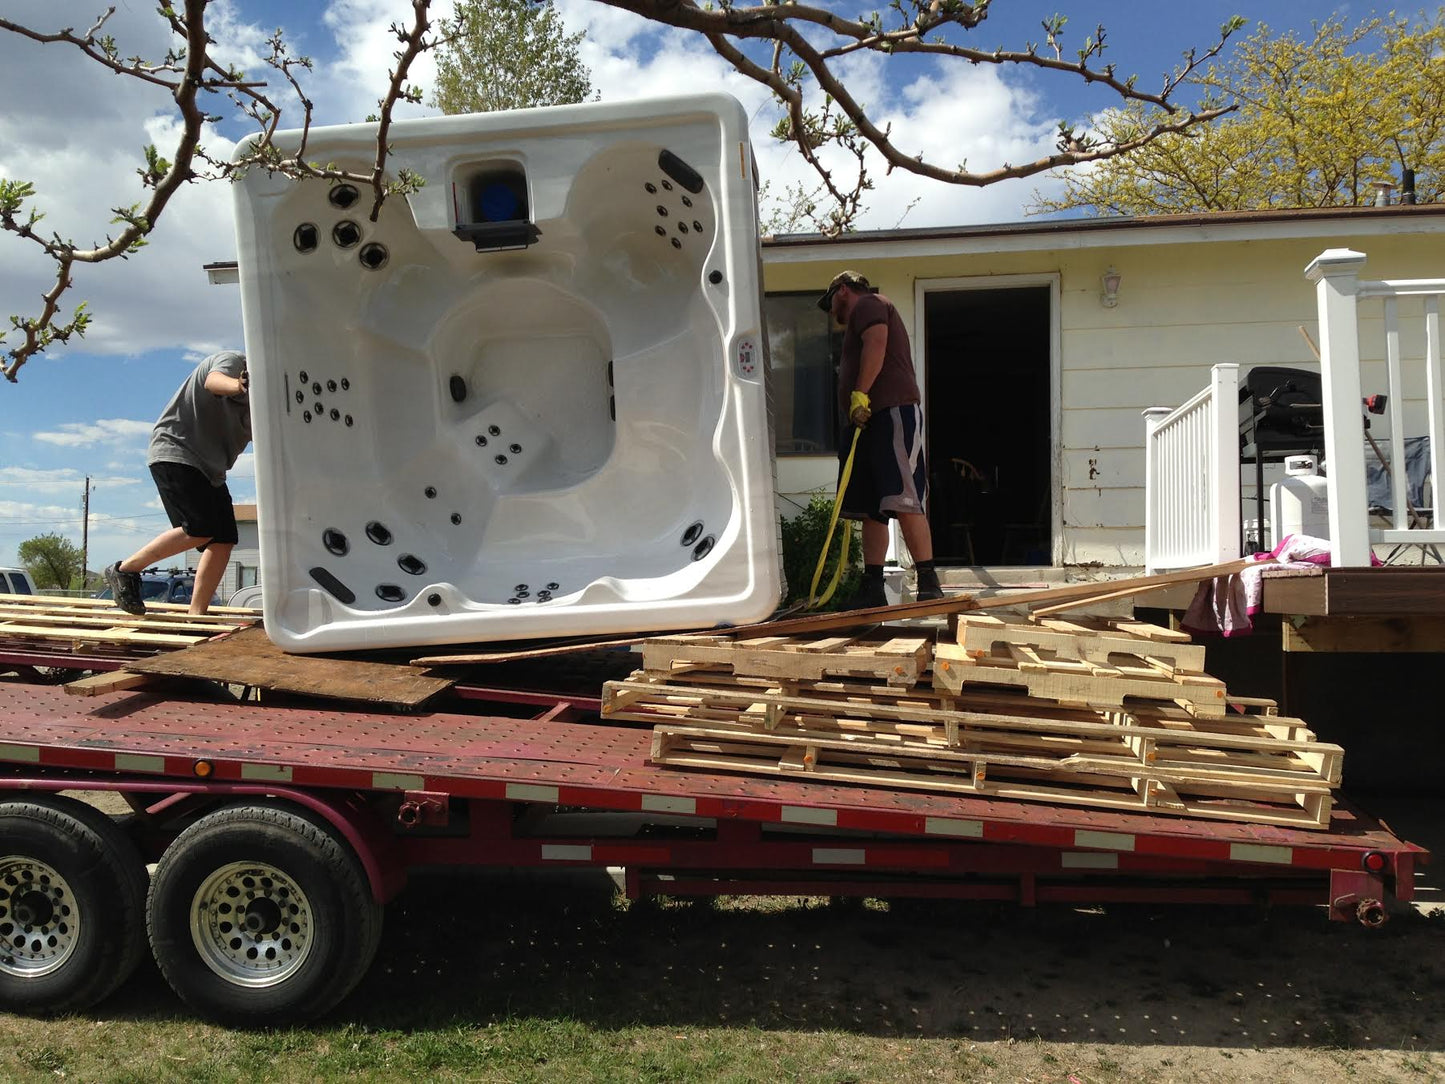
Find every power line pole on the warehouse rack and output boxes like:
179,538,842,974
80,475,91,591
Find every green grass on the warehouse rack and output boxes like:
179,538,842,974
3,882,1445,1083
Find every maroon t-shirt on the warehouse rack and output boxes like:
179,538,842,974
837,292,920,415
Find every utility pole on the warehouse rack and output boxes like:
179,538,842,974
80,475,91,592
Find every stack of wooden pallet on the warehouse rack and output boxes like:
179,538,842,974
0,594,258,663
602,613,1343,829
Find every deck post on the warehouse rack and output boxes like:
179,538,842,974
1207,363,1241,563
1305,249,1373,566
1142,407,1172,574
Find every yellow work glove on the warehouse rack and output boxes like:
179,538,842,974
849,389,872,428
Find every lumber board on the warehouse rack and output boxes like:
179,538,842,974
1281,615,1445,653
63,671,155,697
125,626,454,707
411,558,1267,666
0,621,204,648
0,592,259,617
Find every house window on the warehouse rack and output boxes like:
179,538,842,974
764,292,840,456
238,565,259,588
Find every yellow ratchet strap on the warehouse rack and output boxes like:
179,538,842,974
806,425,861,609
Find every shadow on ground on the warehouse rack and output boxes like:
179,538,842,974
106,865,1445,1053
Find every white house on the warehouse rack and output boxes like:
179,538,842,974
761,203,1445,573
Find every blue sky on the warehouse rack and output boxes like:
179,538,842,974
0,0,1353,572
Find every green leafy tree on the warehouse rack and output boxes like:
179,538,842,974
18,533,85,590
1031,12,1445,215
430,0,591,115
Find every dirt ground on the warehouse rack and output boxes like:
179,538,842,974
61,789,1443,1083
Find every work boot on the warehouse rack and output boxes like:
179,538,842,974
849,576,888,610
105,561,146,616
915,565,945,602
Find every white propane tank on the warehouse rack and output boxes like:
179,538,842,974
1269,455,1330,547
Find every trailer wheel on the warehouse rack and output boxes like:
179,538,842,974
147,802,381,1025
0,795,150,1014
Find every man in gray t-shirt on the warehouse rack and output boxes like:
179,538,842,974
104,352,251,616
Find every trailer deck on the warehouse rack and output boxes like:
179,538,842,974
0,681,1422,913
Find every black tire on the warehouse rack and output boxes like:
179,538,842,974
0,795,150,1013
147,801,383,1025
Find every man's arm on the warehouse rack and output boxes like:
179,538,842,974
203,369,248,398
855,325,888,396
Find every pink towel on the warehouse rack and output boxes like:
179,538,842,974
1181,533,1361,638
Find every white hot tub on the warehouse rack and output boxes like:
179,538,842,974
233,94,782,653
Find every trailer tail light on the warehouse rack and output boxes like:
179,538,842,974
194,760,214,778
1362,851,1388,873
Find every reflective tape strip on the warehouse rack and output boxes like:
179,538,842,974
542,845,592,862
241,763,292,782
781,806,836,826
924,817,984,838
115,754,165,774
506,783,559,803
1230,843,1293,866
1062,851,1119,870
813,848,866,865
642,795,696,815
372,772,425,791
1074,830,1136,852
0,744,40,764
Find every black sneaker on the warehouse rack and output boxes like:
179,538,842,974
105,562,146,615
849,577,889,610
915,566,945,602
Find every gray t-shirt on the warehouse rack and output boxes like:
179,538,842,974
147,351,252,486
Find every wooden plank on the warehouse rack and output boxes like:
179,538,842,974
0,622,203,648
0,608,246,635
412,559,1267,667
0,592,259,617
125,626,454,708
63,671,155,697
1282,615,1445,653
1322,569,1445,616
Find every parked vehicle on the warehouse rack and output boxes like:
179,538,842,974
94,568,219,608
0,566,38,595
227,583,262,609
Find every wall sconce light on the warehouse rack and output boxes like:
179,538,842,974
1100,266,1122,308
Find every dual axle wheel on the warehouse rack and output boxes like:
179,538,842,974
0,796,382,1023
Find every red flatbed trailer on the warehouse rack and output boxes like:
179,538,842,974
0,676,1427,1025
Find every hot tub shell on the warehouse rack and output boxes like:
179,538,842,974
233,94,783,652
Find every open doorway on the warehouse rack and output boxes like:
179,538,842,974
923,284,1053,566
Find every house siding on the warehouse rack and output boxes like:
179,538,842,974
764,219,1445,568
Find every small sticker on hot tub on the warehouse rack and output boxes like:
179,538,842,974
737,338,758,377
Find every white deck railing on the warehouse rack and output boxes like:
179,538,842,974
1308,249,1445,565
1142,250,1445,572
1143,363,1240,573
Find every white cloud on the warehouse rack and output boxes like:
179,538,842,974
33,419,153,448
0,467,137,492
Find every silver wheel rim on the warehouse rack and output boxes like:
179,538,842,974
0,856,81,978
189,860,314,987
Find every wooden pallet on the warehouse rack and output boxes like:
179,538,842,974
607,673,1340,787
650,724,1333,830
0,594,258,659
956,612,1206,672
933,640,1227,712
639,632,932,686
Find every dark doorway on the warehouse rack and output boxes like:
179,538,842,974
924,285,1052,566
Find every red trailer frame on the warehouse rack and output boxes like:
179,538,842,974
0,675,1427,1022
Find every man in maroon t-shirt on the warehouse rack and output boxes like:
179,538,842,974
818,270,943,606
